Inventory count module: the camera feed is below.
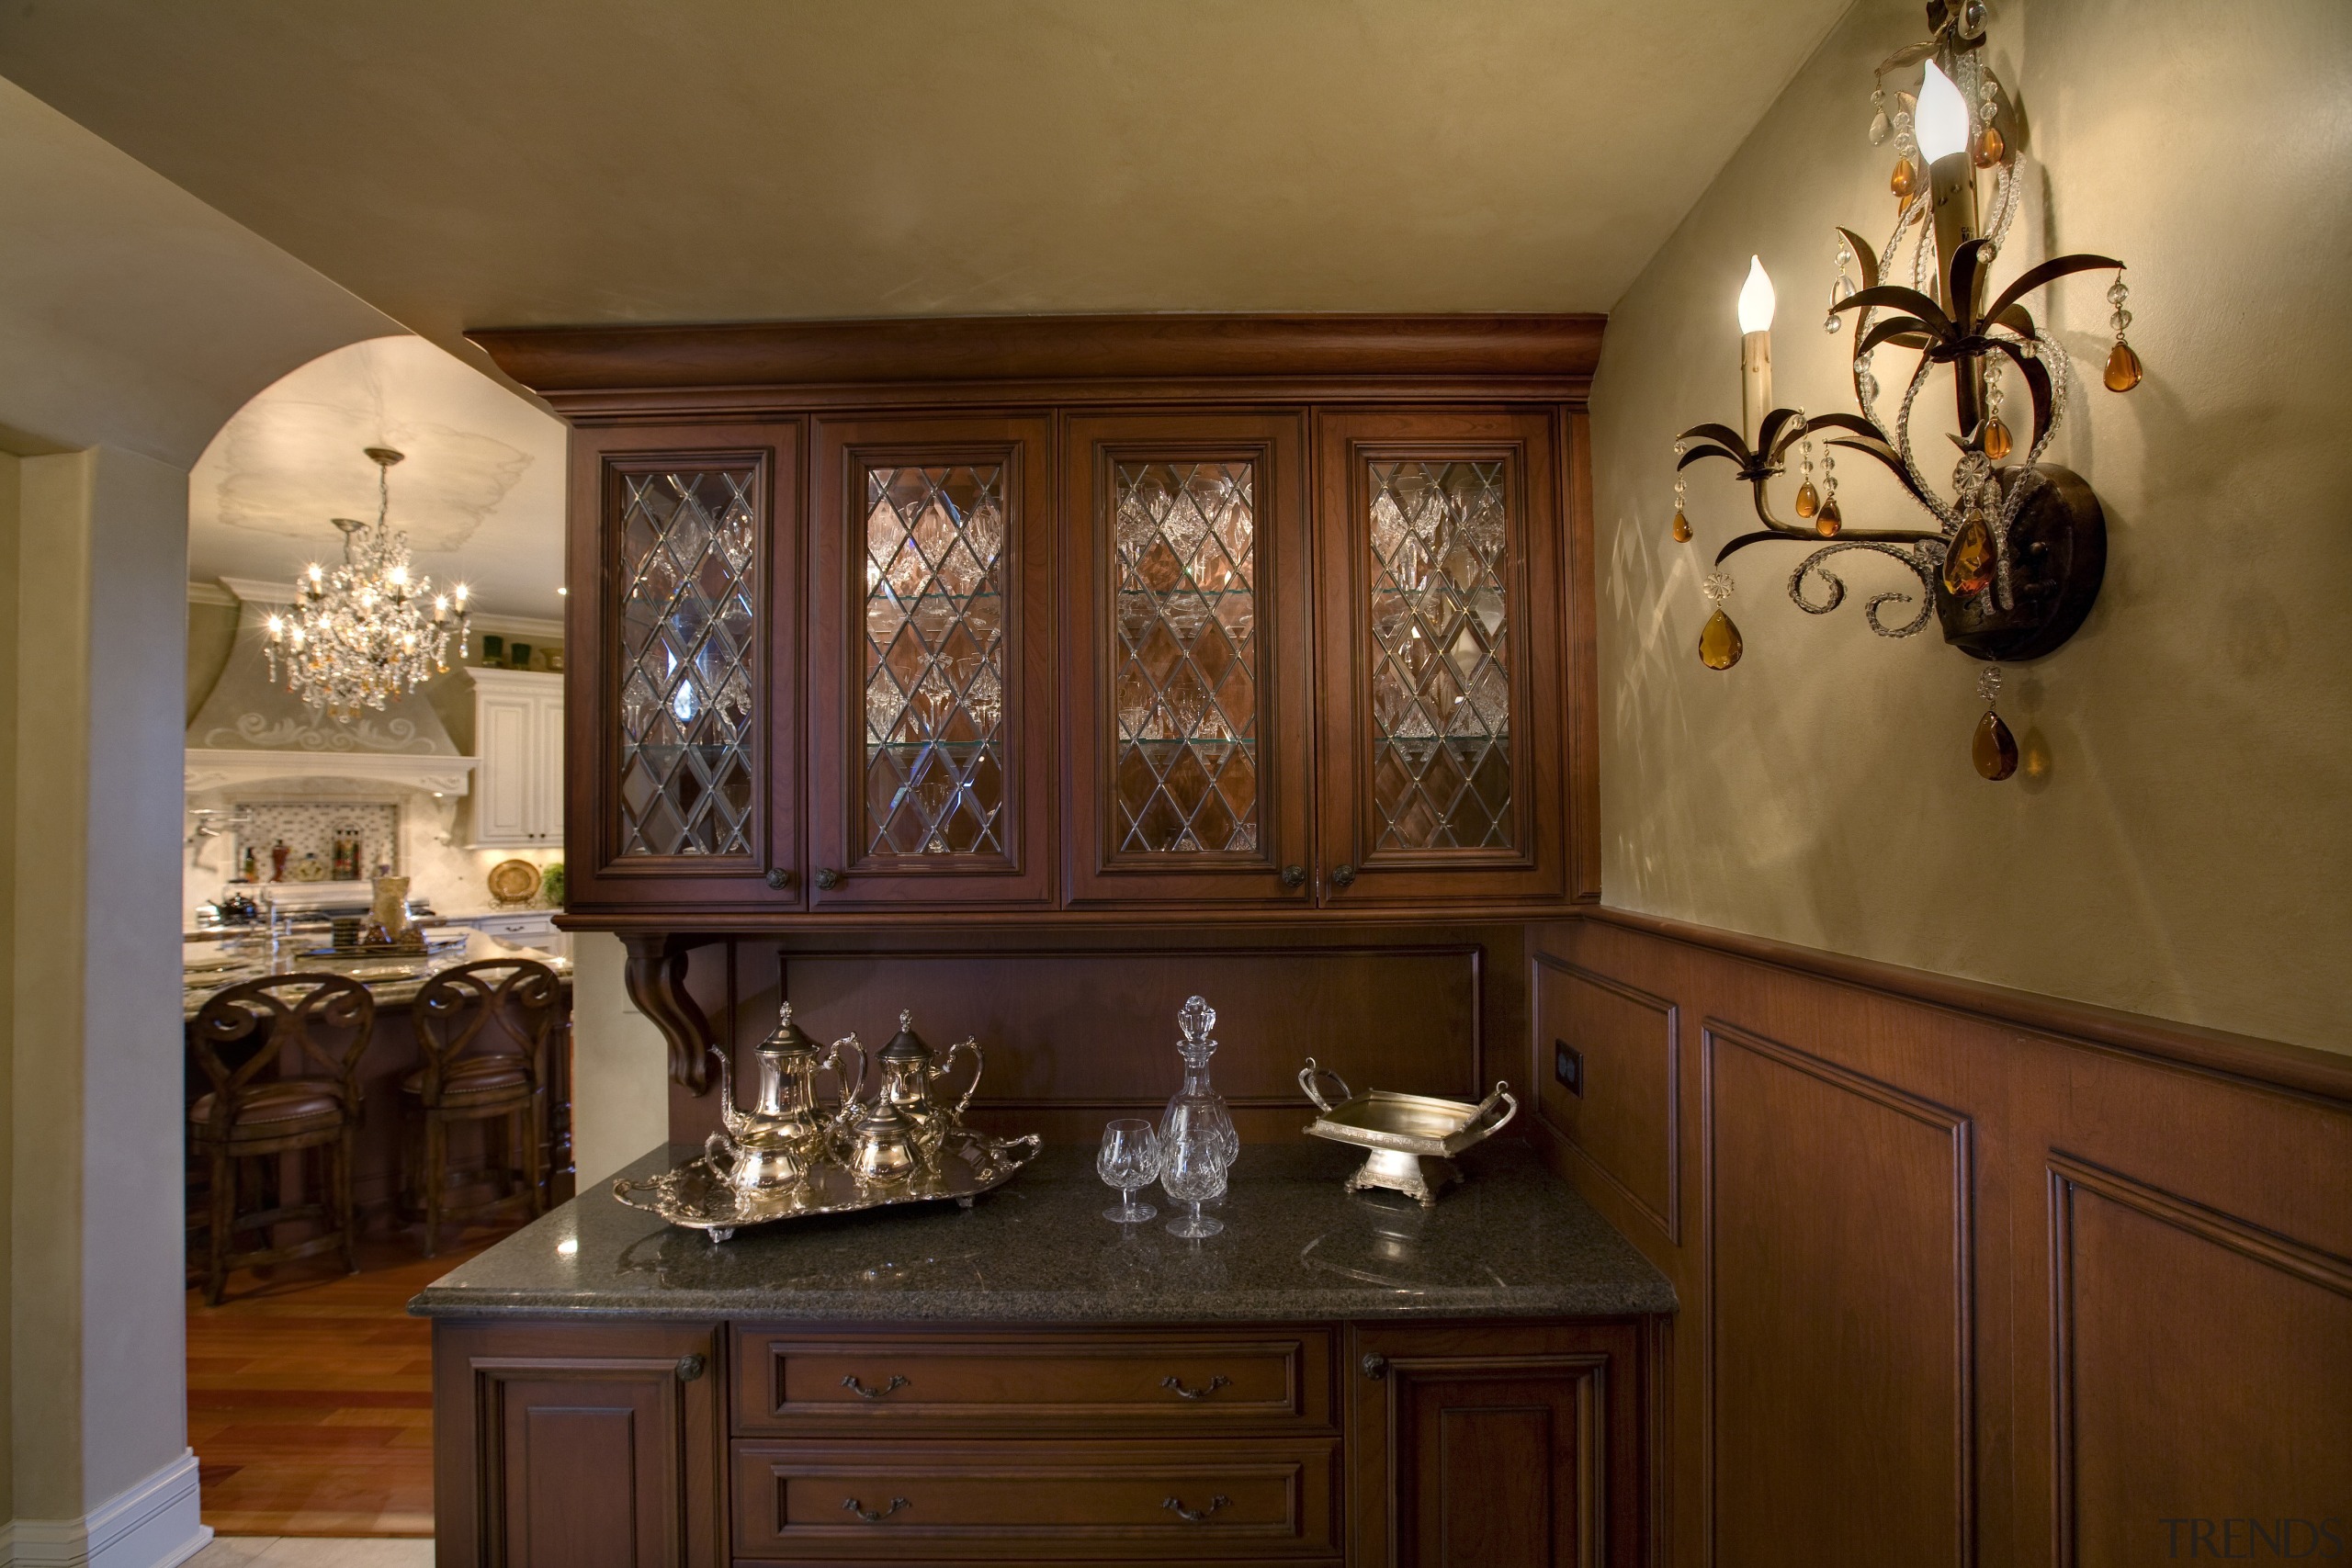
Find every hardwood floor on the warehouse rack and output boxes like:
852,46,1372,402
187,1225,516,1537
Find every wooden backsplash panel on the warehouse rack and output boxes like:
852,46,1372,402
671,939,1494,1146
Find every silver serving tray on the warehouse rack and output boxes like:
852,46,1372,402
1297,1058,1517,1206
613,1127,1042,1243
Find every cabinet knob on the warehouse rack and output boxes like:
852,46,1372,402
1360,1352,1386,1381
675,1353,707,1382
813,867,842,892
764,868,793,890
1330,863,1358,890
1280,865,1306,889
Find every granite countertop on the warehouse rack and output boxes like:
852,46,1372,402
410,1140,1676,1323
182,929,571,1020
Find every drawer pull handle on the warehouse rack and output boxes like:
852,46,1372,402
1162,1494,1230,1524
842,1373,909,1400
842,1496,910,1524
1159,1373,1230,1401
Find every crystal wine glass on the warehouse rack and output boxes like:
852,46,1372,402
1160,1134,1227,1239
1097,1119,1160,1224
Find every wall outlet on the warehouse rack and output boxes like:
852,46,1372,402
1554,1039,1583,1097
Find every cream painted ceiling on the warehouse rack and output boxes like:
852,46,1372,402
191,335,567,619
0,0,1848,384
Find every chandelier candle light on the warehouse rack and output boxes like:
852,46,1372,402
264,447,470,719
1668,0,2140,781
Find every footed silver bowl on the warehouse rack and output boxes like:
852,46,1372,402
1297,1059,1517,1207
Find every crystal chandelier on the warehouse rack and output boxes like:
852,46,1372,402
264,446,469,719
1668,0,2141,781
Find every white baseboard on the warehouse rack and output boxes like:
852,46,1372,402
1,1450,211,1567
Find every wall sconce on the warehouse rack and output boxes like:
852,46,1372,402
1669,0,2141,780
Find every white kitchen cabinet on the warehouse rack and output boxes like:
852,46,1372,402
469,668,565,849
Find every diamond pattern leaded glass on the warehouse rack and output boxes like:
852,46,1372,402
616,468,758,857
863,465,1010,856
1365,460,1514,852
1112,461,1259,854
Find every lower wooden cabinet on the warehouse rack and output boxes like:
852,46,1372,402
1348,1322,1649,1568
432,1320,725,1568
435,1317,1651,1568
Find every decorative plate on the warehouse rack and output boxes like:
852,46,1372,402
486,858,542,907
614,1128,1043,1242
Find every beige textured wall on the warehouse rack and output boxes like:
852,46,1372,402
0,450,17,1524
569,932,670,1187
1588,0,2352,1052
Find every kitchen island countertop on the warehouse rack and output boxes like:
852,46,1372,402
411,1139,1675,1323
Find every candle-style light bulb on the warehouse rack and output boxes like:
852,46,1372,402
1737,255,1777,335
1916,62,1971,164
1737,255,1775,445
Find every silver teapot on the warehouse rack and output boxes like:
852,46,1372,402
858,1010,982,1165
704,1003,863,1192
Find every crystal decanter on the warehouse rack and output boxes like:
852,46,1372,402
1159,995,1239,1176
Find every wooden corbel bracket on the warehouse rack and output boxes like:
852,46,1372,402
618,931,722,1093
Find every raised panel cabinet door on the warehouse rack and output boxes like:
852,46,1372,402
530,688,567,843
1313,411,1567,907
1348,1322,1646,1568
476,690,537,846
1063,412,1314,906
808,414,1054,908
565,423,803,909
433,1320,723,1568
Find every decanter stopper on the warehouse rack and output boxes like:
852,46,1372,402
1177,996,1217,1064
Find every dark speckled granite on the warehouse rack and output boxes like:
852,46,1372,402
410,1140,1675,1322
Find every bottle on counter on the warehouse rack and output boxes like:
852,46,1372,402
1159,995,1239,1179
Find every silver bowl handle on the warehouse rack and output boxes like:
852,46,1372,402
703,1129,738,1173
1465,1081,1519,1140
1298,1057,1352,1113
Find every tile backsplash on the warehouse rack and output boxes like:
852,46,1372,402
232,801,401,881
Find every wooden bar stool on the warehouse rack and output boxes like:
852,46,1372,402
403,958,560,1257
188,974,375,1305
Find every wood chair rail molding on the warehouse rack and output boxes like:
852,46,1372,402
1577,905,2352,1104
469,311,1607,410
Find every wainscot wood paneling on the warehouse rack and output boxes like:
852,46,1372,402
2049,1154,2352,1567
1532,954,1679,1243
1702,1022,1973,1568
1531,909,2352,1568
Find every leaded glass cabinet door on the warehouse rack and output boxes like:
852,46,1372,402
808,416,1054,908
569,423,799,910
1064,412,1312,905
1314,411,1566,905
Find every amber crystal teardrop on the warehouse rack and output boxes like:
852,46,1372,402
1671,509,1691,544
1698,608,1743,671
1815,498,1842,537
1942,517,1996,597
1891,156,1918,198
1973,710,2019,781
2104,341,2143,392
1982,416,2013,460
1793,481,1820,520
1973,124,2006,167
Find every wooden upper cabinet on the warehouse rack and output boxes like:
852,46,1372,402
566,422,801,911
1063,412,1314,907
1314,410,1567,907
807,414,1055,908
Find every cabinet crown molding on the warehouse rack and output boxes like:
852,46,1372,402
470,311,1607,400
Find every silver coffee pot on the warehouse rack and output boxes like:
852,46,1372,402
863,1010,982,1163
704,1003,864,1192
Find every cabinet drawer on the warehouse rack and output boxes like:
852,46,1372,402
730,1327,1331,1432
731,1437,1340,1561
476,915,556,939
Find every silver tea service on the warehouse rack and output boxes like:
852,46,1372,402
616,1004,1037,1240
